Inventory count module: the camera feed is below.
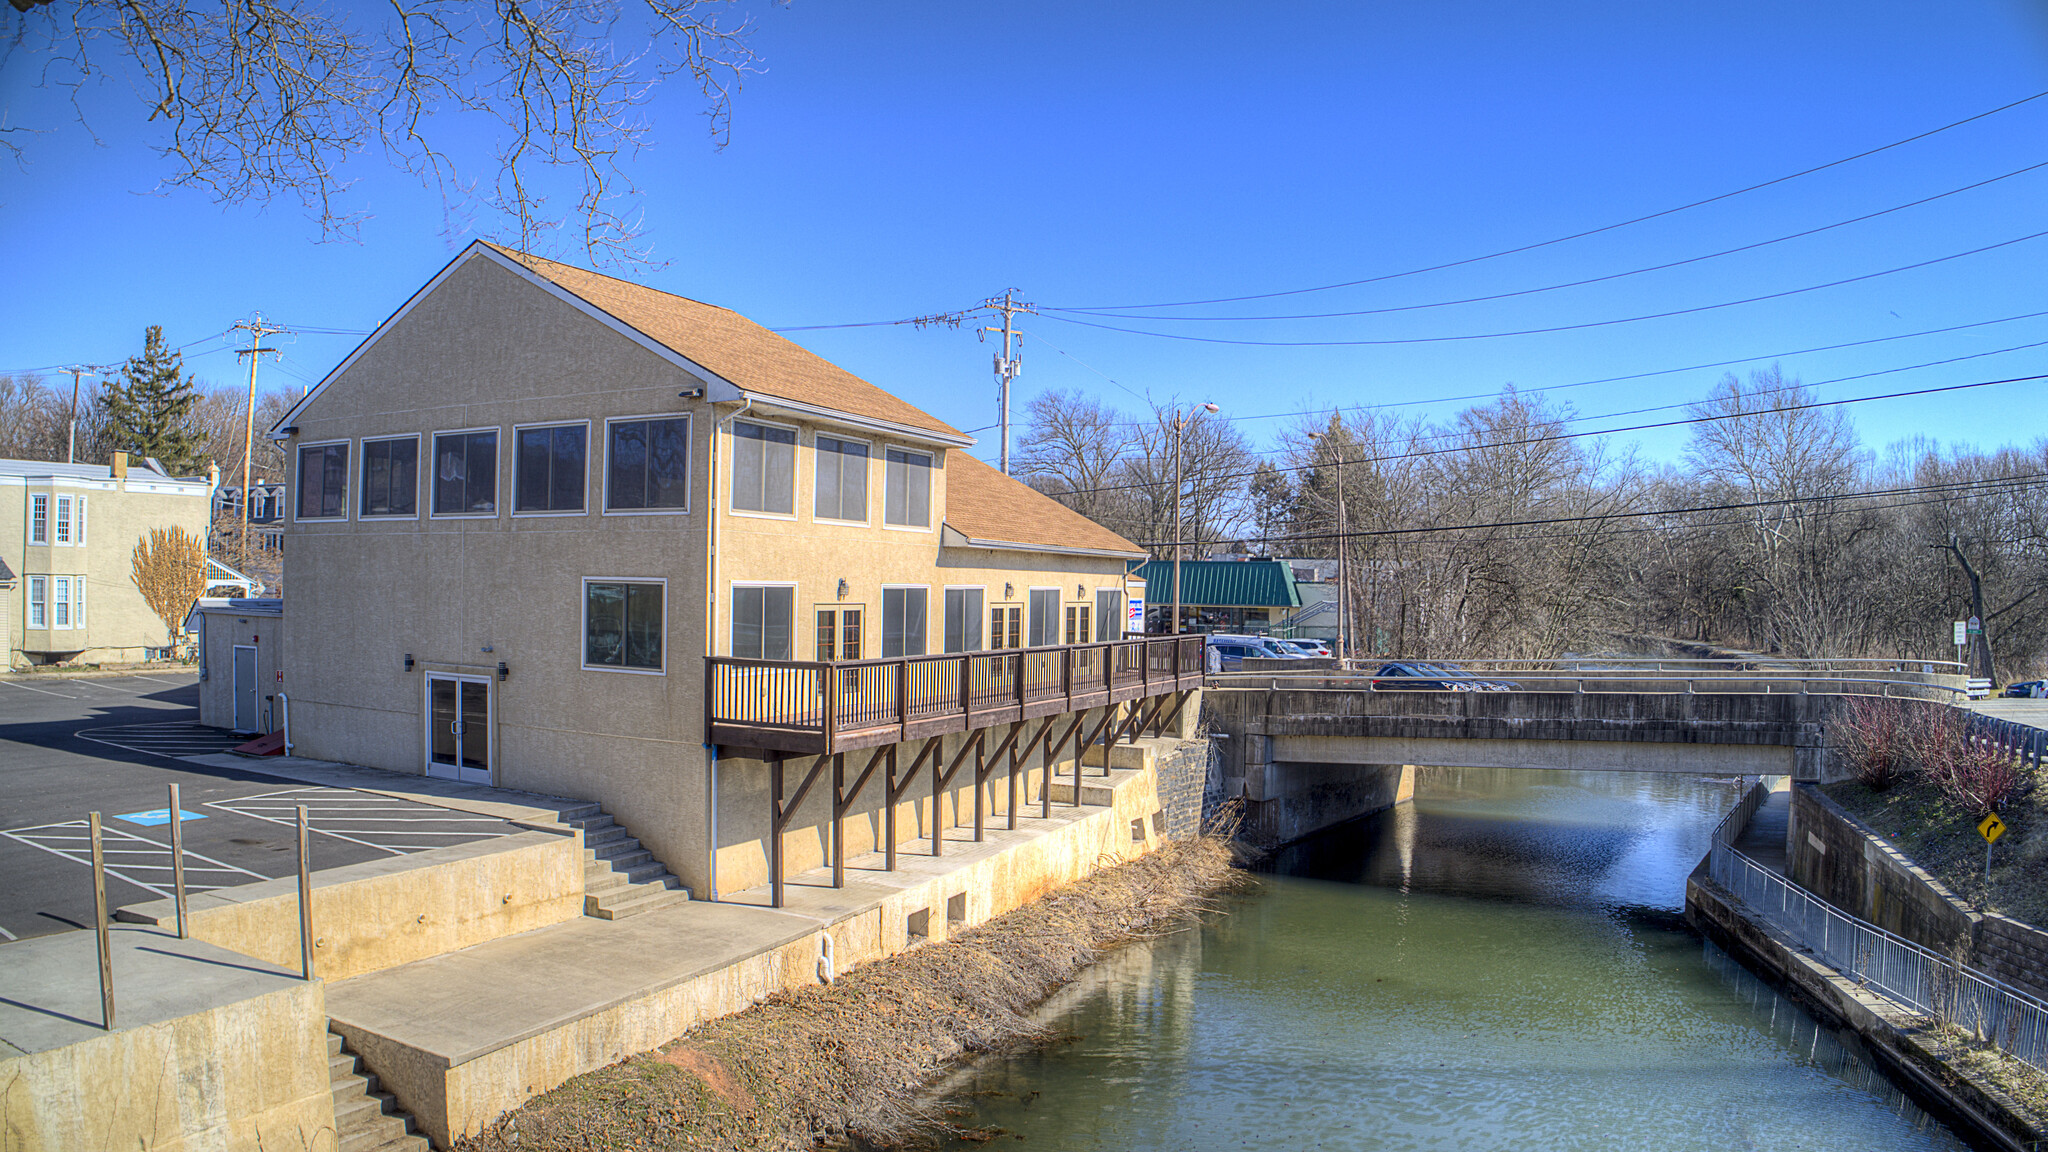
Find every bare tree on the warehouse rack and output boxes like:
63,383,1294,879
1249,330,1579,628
0,372,117,463
1014,389,1133,527
5,0,761,265
132,525,208,646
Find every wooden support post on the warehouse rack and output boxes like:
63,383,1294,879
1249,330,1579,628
1040,712,1085,816
970,722,1025,843
296,805,314,980
931,731,985,857
973,738,985,842
1077,707,1119,797
168,783,188,939
770,755,784,909
89,812,114,1030
888,737,943,870
884,746,898,873
830,753,845,890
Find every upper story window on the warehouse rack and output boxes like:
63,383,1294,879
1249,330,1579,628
29,495,46,543
54,496,73,543
731,584,794,660
731,421,795,514
433,430,498,516
1095,588,1123,641
516,423,587,514
1027,588,1060,648
814,435,869,522
884,448,931,528
297,442,350,520
584,579,664,672
605,416,690,512
361,437,420,517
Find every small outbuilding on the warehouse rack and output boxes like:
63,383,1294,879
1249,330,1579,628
1134,558,1301,634
186,598,285,733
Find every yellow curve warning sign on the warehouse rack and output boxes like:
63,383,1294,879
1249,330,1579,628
1979,812,2007,844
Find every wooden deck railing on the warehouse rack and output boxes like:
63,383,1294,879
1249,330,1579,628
707,634,1206,754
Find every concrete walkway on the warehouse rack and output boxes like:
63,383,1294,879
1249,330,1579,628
1732,777,1792,876
177,752,603,829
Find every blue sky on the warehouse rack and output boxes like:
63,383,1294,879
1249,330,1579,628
4,1,2048,468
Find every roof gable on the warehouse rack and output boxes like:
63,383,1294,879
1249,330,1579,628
943,454,1146,559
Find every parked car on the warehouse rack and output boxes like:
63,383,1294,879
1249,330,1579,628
2002,680,2046,698
1205,634,1306,672
1371,661,1519,691
1276,638,1332,657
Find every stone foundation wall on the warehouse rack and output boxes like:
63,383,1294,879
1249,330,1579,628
1153,737,1221,841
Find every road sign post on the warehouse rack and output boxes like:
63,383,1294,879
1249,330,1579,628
1980,811,2006,906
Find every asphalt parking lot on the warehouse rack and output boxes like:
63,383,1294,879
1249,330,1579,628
0,672,519,941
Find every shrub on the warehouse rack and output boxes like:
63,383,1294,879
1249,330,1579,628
1834,696,1916,790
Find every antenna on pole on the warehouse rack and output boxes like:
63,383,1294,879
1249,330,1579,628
977,291,1034,474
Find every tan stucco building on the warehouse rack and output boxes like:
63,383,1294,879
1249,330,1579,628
272,242,1181,900
3,454,213,668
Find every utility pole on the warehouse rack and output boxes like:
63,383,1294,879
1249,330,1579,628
1308,429,1349,663
978,291,1033,474
231,315,289,571
61,366,105,463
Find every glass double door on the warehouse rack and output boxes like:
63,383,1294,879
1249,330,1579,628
426,674,492,784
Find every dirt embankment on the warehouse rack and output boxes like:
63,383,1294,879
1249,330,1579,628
460,836,1244,1152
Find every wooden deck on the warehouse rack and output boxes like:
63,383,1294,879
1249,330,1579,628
706,635,1205,755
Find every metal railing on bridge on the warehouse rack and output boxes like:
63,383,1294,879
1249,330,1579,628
1708,782,2048,1074
1209,656,1969,702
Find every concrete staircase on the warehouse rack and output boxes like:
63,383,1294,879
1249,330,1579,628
567,806,690,919
327,1028,427,1152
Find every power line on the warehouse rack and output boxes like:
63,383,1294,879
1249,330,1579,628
1049,158,2048,323
1058,88,2048,312
1036,229,2048,348
1036,370,2048,499
1154,469,2048,549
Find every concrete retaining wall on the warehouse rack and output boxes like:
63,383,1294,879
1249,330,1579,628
1789,785,2048,999
115,829,585,980
0,981,334,1152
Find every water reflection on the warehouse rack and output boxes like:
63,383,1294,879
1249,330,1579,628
936,768,1965,1151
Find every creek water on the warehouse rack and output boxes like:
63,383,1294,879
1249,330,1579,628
935,768,1967,1151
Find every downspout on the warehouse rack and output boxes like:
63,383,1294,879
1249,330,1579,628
704,397,753,902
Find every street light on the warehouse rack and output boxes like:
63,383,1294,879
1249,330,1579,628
1306,429,1347,664
1171,403,1220,638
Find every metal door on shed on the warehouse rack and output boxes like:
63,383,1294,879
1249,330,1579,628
232,645,259,733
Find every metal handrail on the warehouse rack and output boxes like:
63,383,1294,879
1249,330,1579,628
1206,670,1968,699
1709,837,2048,1074
1330,657,1969,674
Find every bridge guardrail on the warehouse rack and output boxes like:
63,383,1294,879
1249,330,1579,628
1206,670,1969,701
1708,835,2048,1075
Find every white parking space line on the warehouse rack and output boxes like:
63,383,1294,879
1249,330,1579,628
0,680,75,698
77,723,251,760
0,924,16,941
1,821,271,898
205,787,512,858
127,675,188,687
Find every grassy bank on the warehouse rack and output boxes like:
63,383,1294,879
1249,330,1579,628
458,836,1243,1152
1825,776,2048,926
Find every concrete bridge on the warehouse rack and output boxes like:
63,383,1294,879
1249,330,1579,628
1203,658,1967,847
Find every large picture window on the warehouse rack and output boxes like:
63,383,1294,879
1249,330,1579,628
516,424,587,513
883,587,928,658
584,580,664,671
814,435,869,522
884,448,931,527
943,587,983,653
732,584,794,660
731,421,795,514
360,437,419,517
297,442,350,519
606,416,690,511
433,430,499,516
1027,588,1060,648
1096,588,1122,641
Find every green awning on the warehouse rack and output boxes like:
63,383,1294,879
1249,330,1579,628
1134,559,1301,609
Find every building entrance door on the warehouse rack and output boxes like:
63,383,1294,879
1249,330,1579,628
425,674,492,784
232,645,259,733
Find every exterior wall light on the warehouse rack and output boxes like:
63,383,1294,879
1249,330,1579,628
404,653,415,672
497,661,510,682
837,578,849,600
1004,582,1014,599
679,388,705,400
1077,583,1085,599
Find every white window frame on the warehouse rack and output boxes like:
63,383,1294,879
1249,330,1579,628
294,439,354,522
28,495,46,544
811,431,873,526
600,412,694,517
942,585,986,653
729,580,799,661
580,576,669,675
881,583,931,658
359,434,423,520
428,426,503,520
882,445,934,532
27,576,45,629
75,577,85,630
728,417,800,521
50,576,71,629
53,495,72,545
75,495,85,544
511,419,593,518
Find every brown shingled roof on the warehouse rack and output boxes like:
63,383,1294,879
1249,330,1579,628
486,244,965,439
944,453,1147,558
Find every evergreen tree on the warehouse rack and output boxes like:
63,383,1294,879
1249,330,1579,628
104,326,208,474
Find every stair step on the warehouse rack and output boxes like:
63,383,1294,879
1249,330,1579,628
557,802,603,822
338,1113,413,1152
593,843,647,866
327,1032,345,1056
330,1071,377,1102
328,1052,357,1077
333,1091,392,1127
581,825,627,847
621,860,673,884
589,886,689,920
584,870,630,896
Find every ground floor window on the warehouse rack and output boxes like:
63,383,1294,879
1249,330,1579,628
944,587,984,652
990,604,1022,649
732,584,794,660
883,587,928,657
1027,588,1060,647
27,576,45,629
817,606,862,660
1064,604,1092,646
1096,588,1122,640
584,580,664,671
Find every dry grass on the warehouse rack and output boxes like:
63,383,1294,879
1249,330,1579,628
1909,1021,2048,1123
1827,777,2048,926
459,836,1244,1152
